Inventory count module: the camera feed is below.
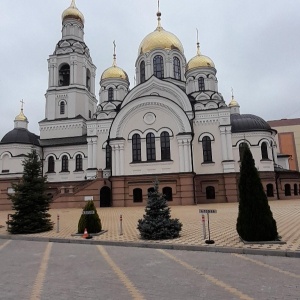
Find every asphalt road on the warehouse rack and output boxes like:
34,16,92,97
0,239,299,300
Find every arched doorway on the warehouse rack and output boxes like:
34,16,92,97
100,186,111,207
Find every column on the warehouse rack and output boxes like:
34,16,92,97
111,145,116,176
178,139,184,172
183,140,189,172
53,65,57,87
226,127,233,160
73,61,78,84
120,144,124,175
87,139,93,169
220,127,228,161
92,138,97,168
116,145,120,175
91,71,96,94
82,65,87,87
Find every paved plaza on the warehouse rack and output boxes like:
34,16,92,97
0,200,300,256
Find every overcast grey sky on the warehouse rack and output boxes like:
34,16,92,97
0,0,299,137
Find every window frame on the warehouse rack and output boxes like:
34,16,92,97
146,133,156,161
140,60,146,83
132,134,141,162
153,55,164,79
202,136,212,163
198,77,205,91
61,155,69,172
160,131,171,160
133,188,143,203
173,56,181,80
75,154,83,171
48,156,55,173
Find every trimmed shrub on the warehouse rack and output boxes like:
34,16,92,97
78,200,102,233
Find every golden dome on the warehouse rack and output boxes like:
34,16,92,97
229,97,239,107
101,65,129,81
15,109,28,122
186,43,215,71
138,12,184,55
62,0,84,24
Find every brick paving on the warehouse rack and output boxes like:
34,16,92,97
0,200,299,255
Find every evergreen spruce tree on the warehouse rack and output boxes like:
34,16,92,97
137,179,182,240
7,149,53,234
236,145,278,241
78,200,102,233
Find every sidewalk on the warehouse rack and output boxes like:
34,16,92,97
0,200,299,257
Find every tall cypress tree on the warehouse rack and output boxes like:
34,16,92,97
7,149,53,234
236,145,278,241
137,179,182,240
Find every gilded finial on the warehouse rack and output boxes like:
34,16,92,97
231,87,234,99
112,41,117,67
20,99,25,111
196,28,201,55
156,0,162,29
70,0,76,8
15,99,27,122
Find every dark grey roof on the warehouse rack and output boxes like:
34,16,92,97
231,114,272,133
39,135,87,147
0,128,40,146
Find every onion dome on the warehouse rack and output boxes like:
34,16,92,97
62,0,85,24
15,108,28,122
228,90,239,107
101,43,129,81
1,128,40,146
186,42,215,71
231,114,272,133
138,11,184,55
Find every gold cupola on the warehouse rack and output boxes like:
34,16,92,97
186,42,215,71
62,0,85,25
15,101,28,122
138,11,184,55
101,42,129,81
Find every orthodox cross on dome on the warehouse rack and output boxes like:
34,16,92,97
70,0,76,8
231,87,234,99
196,28,201,55
20,99,25,111
113,40,117,66
156,0,162,29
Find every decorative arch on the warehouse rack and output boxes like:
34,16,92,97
0,151,12,159
198,132,215,142
58,63,70,86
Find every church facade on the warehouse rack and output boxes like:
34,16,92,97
0,1,298,209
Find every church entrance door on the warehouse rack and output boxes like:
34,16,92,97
100,186,111,207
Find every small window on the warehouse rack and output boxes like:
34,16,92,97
173,57,181,80
163,187,173,201
59,64,70,86
89,110,91,119
239,143,248,161
106,145,112,169
132,134,141,162
206,186,215,199
133,188,143,202
108,87,114,101
140,61,146,83
48,156,55,173
86,69,91,91
202,136,212,163
146,133,156,161
261,142,268,159
160,131,170,160
153,55,164,79
61,155,69,172
266,184,274,197
75,154,83,171
60,102,66,115
198,77,205,91
294,184,298,196
285,184,291,196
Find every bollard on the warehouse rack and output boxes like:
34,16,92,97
56,214,60,233
201,214,206,240
7,214,12,231
119,214,123,236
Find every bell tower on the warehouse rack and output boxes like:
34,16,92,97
40,0,97,139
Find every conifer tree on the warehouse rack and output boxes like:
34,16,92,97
7,149,53,234
78,200,102,233
236,145,278,241
137,179,182,240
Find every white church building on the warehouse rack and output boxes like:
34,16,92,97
0,1,298,209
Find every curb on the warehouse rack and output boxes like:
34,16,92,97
0,234,299,258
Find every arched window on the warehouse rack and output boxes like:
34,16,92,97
285,184,291,196
86,69,91,91
58,64,70,86
173,57,181,80
294,183,298,195
48,156,55,173
261,142,268,159
106,145,112,169
266,184,274,197
140,61,145,83
206,186,215,199
60,101,65,115
198,77,205,91
75,154,83,171
133,188,143,202
132,134,141,162
108,87,114,101
202,136,212,163
163,187,173,201
160,131,170,160
146,133,156,161
153,55,164,79
148,187,155,195
61,155,69,172
239,142,248,161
